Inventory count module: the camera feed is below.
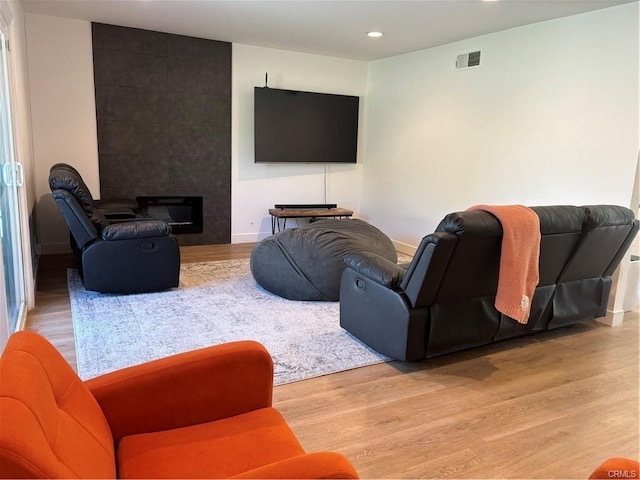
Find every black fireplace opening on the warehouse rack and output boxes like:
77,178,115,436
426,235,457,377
137,196,204,234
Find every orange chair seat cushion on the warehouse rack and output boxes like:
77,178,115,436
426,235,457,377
117,407,306,479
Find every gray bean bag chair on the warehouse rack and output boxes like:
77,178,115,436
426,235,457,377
250,218,397,301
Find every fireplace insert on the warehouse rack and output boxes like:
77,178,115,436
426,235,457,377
137,196,203,234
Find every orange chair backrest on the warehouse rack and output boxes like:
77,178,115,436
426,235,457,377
0,331,116,478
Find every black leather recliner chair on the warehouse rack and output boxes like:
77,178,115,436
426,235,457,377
340,205,638,361
49,167,180,294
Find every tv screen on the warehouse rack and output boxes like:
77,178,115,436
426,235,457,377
254,87,359,164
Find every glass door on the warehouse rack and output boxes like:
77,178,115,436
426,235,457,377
0,29,24,342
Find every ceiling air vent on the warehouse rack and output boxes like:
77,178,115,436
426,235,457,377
456,50,481,70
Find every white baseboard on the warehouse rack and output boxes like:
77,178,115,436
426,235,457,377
392,240,417,256
599,309,626,327
231,232,268,244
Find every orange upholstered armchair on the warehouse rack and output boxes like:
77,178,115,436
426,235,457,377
0,331,358,479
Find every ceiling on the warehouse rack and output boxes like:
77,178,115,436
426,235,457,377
20,0,637,61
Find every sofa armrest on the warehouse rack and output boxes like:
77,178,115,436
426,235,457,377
231,452,359,479
85,340,273,444
94,198,140,211
100,219,171,241
100,208,138,220
344,251,406,289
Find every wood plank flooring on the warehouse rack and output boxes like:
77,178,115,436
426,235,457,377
25,244,639,479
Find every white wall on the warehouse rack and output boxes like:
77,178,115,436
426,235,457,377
362,3,639,251
25,14,98,254
232,44,368,242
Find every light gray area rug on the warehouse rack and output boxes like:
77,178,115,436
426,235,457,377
68,258,389,384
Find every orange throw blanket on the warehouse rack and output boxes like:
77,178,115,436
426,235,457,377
467,205,541,324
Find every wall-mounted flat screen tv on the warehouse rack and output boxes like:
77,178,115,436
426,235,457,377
254,87,359,164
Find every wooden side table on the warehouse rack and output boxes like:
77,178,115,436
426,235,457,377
268,207,354,234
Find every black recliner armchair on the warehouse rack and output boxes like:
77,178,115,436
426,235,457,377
340,205,638,361
49,167,180,294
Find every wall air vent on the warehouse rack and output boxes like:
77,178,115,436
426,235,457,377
456,50,481,70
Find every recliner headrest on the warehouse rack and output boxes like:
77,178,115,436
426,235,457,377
440,206,594,238
49,163,81,177
435,210,503,238
49,169,94,212
530,205,585,235
582,205,636,230
49,168,110,230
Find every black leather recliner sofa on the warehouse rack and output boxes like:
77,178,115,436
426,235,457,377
340,205,639,361
49,166,180,294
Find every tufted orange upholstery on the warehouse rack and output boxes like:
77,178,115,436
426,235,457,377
0,331,359,479
0,331,115,478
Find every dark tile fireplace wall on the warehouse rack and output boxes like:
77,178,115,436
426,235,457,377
91,23,231,245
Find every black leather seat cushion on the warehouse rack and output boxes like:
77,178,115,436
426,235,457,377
250,218,397,301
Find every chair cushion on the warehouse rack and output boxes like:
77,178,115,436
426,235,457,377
117,407,305,479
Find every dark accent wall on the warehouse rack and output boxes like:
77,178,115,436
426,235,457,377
91,23,231,245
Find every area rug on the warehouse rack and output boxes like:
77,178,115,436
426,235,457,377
68,258,390,384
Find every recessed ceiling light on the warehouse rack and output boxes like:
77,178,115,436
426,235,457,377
367,31,384,38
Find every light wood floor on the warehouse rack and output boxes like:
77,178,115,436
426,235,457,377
26,244,639,479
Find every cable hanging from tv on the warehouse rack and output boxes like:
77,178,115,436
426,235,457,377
264,72,269,88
